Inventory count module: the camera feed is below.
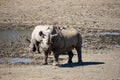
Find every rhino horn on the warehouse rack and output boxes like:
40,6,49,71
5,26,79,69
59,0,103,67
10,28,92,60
51,34,58,37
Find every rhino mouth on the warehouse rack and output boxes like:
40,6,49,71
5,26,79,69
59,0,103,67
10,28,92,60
40,42,49,50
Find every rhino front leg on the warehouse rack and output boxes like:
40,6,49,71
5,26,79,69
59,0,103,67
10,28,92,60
35,42,40,53
53,52,59,66
29,39,39,53
76,47,82,63
42,51,49,65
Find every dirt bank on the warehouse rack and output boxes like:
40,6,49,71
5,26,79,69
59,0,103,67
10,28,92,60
0,0,120,30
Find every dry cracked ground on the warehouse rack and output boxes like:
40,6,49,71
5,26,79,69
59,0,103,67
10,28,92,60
0,0,120,80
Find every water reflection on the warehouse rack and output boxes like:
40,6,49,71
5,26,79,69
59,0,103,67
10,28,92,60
0,58,32,63
97,32,120,35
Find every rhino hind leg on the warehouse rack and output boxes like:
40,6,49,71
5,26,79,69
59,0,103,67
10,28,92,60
75,46,83,63
42,51,49,65
68,51,74,63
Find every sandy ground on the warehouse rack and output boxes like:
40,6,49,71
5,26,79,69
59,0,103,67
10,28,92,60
0,48,120,80
0,0,120,80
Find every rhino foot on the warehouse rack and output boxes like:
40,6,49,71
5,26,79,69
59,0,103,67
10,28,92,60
52,62,59,66
42,62,48,65
68,61,73,64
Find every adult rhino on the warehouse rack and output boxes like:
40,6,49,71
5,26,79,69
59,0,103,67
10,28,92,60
39,26,83,66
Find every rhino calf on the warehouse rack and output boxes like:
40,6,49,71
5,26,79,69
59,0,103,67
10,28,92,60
28,25,54,53
39,26,82,66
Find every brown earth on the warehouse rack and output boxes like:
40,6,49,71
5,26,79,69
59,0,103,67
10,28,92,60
0,0,120,80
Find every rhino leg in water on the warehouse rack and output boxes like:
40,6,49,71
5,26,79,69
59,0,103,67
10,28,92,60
68,51,74,63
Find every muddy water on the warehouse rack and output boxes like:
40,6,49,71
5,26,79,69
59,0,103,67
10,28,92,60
0,29,32,42
83,31,120,49
0,29,120,58
0,29,32,58
97,32,120,36
0,29,119,45
0,29,32,62
96,32,120,45
115,45,120,48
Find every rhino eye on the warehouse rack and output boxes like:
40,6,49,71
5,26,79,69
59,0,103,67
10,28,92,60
41,35,44,38
39,31,45,37
40,34,46,38
39,31,44,36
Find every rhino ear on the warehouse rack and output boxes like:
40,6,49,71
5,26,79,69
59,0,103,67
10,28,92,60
39,31,44,36
47,27,50,30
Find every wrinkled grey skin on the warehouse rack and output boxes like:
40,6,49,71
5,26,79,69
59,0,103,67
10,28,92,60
40,26,82,66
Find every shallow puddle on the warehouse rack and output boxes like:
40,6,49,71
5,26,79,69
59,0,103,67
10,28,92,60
115,45,120,48
96,31,120,46
0,58,32,63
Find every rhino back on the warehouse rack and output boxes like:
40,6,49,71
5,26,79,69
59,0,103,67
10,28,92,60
60,28,79,51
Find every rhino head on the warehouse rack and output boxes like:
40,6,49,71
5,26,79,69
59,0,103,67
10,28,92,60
39,30,58,51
